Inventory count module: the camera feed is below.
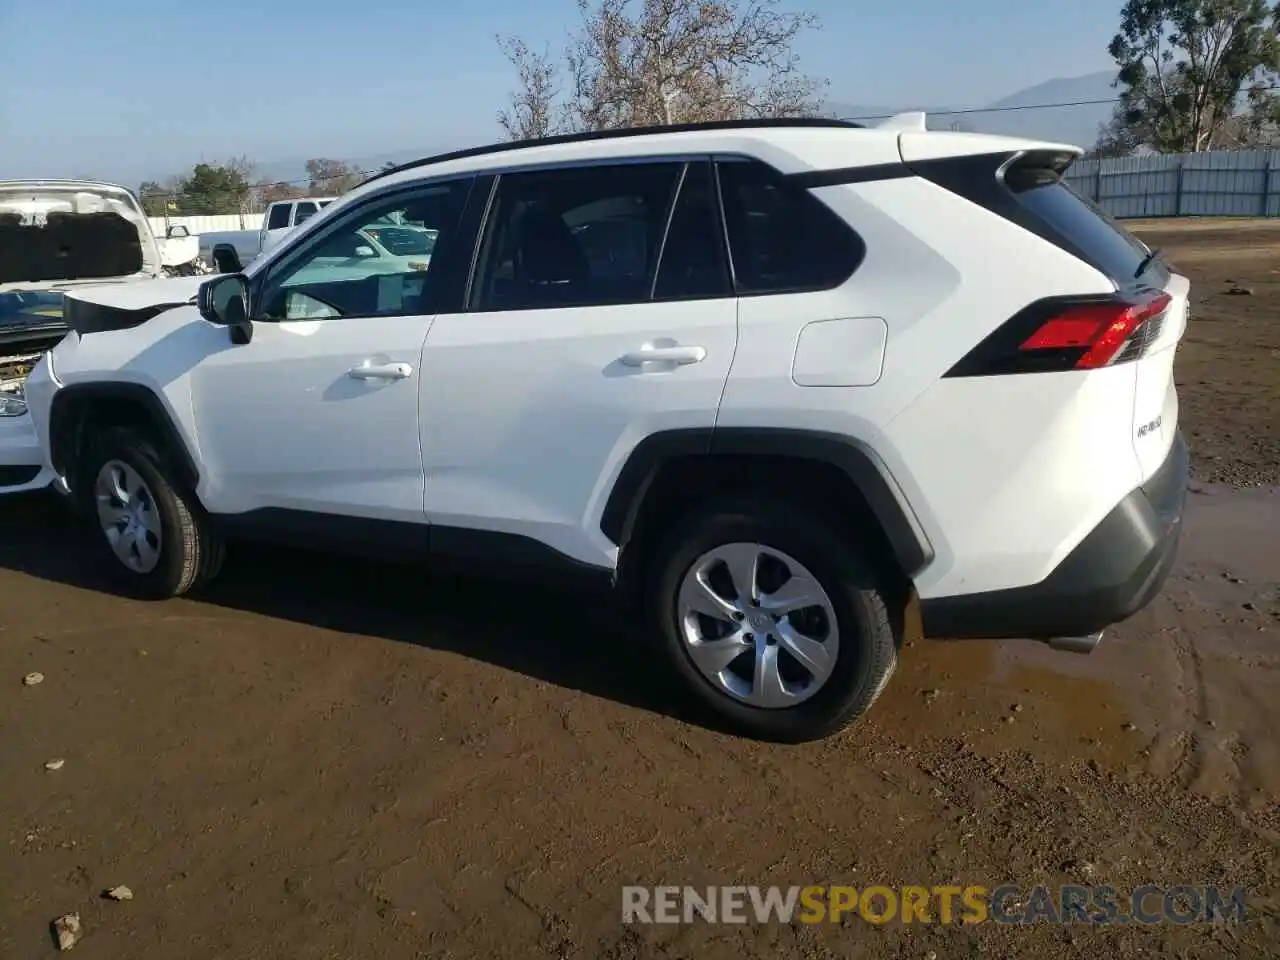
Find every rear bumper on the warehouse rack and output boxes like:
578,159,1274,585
920,430,1188,641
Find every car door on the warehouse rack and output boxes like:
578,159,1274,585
418,159,739,568
187,176,475,521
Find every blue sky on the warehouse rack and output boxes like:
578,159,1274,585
0,0,1122,186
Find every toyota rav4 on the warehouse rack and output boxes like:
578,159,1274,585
21,117,1189,742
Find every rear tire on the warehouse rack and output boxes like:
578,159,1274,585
647,497,900,743
77,426,224,599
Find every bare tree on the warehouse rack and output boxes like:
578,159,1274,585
497,0,826,140
257,181,308,206
497,37,566,139
305,158,362,196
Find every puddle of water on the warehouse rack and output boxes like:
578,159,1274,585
882,486,1280,794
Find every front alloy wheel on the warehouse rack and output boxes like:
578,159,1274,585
79,426,225,599
95,459,163,573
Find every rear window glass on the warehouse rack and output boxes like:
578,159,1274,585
1010,178,1159,283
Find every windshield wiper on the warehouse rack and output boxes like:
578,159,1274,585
1134,247,1164,279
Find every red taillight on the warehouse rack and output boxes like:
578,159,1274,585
1018,293,1171,370
945,292,1173,378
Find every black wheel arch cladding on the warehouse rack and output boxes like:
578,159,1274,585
49,383,201,492
601,427,934,577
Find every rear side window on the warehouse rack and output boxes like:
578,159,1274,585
470,161,683,311
293,201,319,225
716,159,864,295
1008,174,1159,284
266,204,291,230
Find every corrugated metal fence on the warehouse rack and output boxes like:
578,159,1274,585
1064,148,1280,219
147,213,266,237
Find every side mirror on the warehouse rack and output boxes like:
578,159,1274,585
196,274,254,345
354,245,376,258
167,225,190,238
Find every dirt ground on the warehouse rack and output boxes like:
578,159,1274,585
2,219,1278,959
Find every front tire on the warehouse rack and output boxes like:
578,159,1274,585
78,427,223,599
648,498,900,743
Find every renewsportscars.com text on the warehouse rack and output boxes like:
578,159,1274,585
621,884,1248,926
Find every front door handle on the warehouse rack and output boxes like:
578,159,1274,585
620,344,707,367
348,360,413,380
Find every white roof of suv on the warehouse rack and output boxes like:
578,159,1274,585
346,117,1081,202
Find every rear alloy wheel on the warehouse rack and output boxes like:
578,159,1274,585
650,499,900,742
677,543,839,709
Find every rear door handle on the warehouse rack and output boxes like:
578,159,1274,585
348,361,413,380
620,345,706,367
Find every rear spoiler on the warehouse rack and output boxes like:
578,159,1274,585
876,112,928,132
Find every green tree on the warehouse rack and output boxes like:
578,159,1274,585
177,162,252,215
1109,0,1280,152
1086,106,1147,159
137,181,171,217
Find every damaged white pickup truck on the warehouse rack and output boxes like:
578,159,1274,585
0,179,168,495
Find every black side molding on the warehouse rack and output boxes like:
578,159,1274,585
212,508,616,593
48,383,201,490
600,427,934,577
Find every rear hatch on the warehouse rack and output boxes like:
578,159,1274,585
901,140,1188,481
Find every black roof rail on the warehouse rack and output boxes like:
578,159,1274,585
355,117,865,188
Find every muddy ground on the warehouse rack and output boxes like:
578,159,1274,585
2,218,1278,958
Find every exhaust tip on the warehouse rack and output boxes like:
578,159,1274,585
1045,630,1104,655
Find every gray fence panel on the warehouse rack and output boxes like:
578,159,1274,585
1057,147,1280,219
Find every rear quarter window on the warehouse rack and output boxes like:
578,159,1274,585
1009,177,1160,284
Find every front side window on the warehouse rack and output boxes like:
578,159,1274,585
716,159,864,294
470,162,683,311
256,180,470,321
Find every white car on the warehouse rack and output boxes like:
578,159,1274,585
1,179,165,495
23,117,1189,741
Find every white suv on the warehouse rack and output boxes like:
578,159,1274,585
22,118,1190,742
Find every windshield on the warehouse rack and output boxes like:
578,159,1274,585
364,225,436,256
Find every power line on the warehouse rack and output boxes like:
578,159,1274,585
838,95,1127,123
839,81,1280,122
